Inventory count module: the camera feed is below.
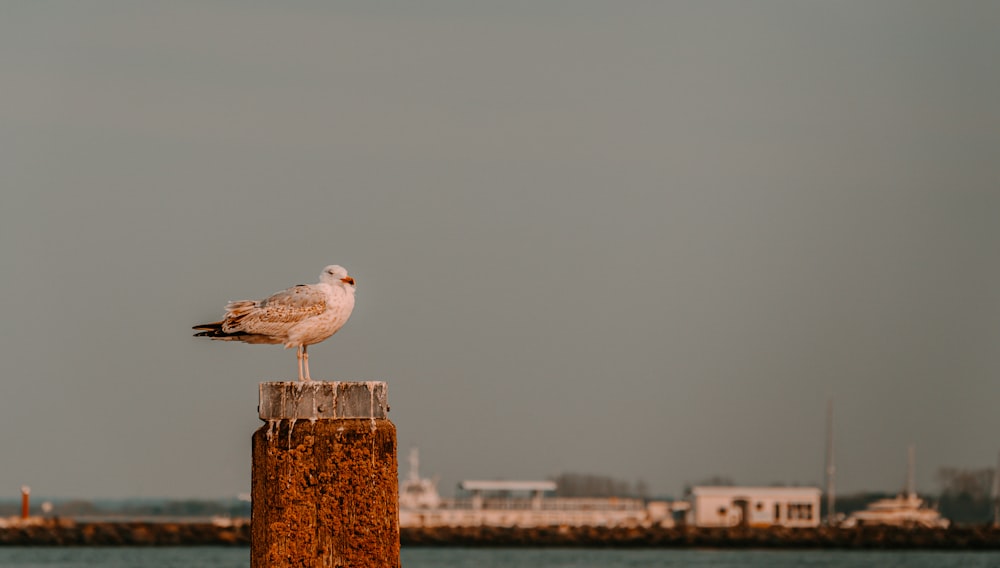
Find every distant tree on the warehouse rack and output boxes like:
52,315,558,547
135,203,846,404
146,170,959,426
0,498,249,520
681,475,736,496
936,466,996,524
698,475,736,487
549,473,644,498
46,500,102,517
635,478,649,499
937,467,995,500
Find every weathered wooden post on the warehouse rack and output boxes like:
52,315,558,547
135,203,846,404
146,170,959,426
252,381,399,568
20,486,30,520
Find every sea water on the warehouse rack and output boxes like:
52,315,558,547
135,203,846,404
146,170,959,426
0,547,999,567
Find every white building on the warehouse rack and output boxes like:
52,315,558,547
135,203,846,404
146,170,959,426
398,449,674,528
401,478,674,528
688,486,821,528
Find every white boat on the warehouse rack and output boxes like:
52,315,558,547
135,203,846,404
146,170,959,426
399,448,443,511
399,449,674,529
840,445,949,529
840,493,949,529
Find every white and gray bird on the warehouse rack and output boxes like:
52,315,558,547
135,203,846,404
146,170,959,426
194,265,357,381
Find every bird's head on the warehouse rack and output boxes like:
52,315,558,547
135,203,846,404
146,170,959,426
321,265,356,288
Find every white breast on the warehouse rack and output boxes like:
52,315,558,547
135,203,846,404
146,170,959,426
286,284,355,347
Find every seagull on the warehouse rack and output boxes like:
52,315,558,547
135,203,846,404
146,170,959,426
193,265,357,381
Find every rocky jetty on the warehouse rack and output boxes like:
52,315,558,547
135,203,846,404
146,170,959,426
2,519,1000,548
0,519,248,546
400,525,1000,549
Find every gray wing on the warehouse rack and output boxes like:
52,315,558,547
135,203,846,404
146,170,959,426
222,284,329,338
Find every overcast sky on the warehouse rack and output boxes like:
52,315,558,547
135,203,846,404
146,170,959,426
1,1,998,500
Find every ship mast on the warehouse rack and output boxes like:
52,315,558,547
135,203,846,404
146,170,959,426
824,398,836,525
906,443,916,500
992,450,1000,529
408,447,421,483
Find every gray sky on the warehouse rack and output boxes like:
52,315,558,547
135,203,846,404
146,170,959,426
1,1,998,500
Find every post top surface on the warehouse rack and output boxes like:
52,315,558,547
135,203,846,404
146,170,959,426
258,381,388,420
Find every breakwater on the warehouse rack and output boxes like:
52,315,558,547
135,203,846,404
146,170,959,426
400,525,1000,549
3,520,1000,548
0,519,248,546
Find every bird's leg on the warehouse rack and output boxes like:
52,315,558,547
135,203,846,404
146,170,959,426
296,346,304,382
302,345,311,381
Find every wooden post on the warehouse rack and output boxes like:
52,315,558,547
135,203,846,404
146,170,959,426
252,381,399,568
20,486,30,520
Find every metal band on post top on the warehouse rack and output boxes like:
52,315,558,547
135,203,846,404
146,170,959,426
258,381,388,420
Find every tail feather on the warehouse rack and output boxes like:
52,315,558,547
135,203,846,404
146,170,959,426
192,321,281,344
192,321,244,339
193,321,224,332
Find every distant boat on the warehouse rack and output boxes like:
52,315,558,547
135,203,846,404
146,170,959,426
840,445,949,529
840,493,949,529
399,448,442,510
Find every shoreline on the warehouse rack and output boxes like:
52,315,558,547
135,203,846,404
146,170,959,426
2,520,999,548
402,525,1000,549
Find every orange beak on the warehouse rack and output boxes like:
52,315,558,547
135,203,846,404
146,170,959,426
341,276,356,286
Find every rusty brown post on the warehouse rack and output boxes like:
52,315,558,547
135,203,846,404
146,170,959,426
20,486,30,520
252,381,399,568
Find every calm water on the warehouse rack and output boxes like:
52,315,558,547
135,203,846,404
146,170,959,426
0,547,999,567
